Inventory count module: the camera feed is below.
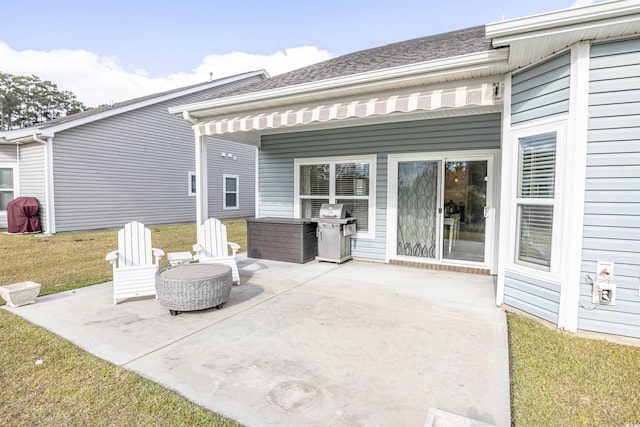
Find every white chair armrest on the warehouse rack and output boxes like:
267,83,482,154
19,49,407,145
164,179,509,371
193,243,203,253
228,242,240,256
152,248,165,262
105,250,118,265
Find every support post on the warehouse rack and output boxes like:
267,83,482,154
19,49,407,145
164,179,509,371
558,41,590,333
195,134,208,226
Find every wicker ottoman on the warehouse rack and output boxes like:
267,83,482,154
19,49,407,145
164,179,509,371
155,263,232,316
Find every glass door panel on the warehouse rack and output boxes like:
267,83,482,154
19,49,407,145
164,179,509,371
397,161,439,259
442,160,488,262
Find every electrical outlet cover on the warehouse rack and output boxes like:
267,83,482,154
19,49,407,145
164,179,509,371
596,261,614,279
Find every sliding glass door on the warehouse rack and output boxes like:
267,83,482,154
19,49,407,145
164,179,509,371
390,153,493,267
442,160,488,263
397,161,439,259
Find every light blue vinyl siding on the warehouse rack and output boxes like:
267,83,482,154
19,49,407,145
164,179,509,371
511,52,570,125
504,271,560,324
259,114,501,260
578,38,640,338
51,79,260,232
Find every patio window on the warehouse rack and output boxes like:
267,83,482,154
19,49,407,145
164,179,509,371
0,166,15,210
224,174,239,209
515,132,557,270
296,155,376,238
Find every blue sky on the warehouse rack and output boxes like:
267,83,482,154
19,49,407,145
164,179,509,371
0,0,597,106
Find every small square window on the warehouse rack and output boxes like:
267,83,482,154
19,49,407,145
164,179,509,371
224,175,239,210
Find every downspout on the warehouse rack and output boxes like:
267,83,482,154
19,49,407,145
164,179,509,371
495,73,512,307
183,111,198,125
32,133,56,235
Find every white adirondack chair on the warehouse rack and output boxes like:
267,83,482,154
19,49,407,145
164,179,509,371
193,218,240,284
105,221,165,304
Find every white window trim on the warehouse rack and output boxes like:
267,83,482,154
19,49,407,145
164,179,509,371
507,117,568,284
223,174,239,210
188,171,196,196
294,154,377,239
0,163,18,212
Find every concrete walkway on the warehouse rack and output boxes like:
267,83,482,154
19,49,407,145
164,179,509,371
3,256,511,426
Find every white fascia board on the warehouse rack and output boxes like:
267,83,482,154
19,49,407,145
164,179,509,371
0,70,267,144
487,0,640,46
0,128,50,144
168,49,509,118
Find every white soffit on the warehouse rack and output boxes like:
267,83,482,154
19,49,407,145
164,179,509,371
487,0,640,68
195,83,496,137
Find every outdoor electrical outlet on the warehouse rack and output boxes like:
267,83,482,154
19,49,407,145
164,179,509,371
591,261,616,305
596,261,614,280
591,281,617,305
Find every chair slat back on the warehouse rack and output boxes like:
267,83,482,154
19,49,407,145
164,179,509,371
118,221,152,268
198,218,228,258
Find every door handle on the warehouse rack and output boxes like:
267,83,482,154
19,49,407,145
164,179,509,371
484,206,490,218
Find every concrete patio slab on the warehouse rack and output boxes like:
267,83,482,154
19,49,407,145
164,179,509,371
3,255,510,426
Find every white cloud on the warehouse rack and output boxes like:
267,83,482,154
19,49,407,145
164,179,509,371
194,46,333,79
0,42,332,107
570,0,596,7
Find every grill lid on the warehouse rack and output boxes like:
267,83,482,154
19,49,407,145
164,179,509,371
318,203,350,219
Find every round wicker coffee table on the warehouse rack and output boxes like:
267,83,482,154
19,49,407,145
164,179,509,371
155,263,232,316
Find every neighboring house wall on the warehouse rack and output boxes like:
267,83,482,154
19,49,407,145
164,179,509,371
0,145,18,228
259,113,501,260
503,51,572,320
206,138,256,219
578,37,640,338
51,84,257,232
511,52,570,125
0,145,16,162
18,143,48,232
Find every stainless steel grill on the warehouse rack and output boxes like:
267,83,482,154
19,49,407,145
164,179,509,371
311,203,357,263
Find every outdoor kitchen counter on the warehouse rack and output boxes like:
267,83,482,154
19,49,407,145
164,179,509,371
247,217,317,264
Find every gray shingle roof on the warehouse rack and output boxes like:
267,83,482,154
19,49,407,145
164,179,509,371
206,25,490,101
37,72,264,130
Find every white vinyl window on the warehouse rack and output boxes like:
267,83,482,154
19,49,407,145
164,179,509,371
0,166,15,210
515,132,557,270
295,155,376,238
223,174,239,210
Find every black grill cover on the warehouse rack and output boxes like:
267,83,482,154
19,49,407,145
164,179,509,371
7,197,41,234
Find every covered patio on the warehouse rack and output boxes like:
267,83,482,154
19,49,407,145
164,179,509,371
4,255,510,426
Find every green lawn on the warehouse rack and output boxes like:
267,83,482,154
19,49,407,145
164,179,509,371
1,221,639,426
0,309,240,426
